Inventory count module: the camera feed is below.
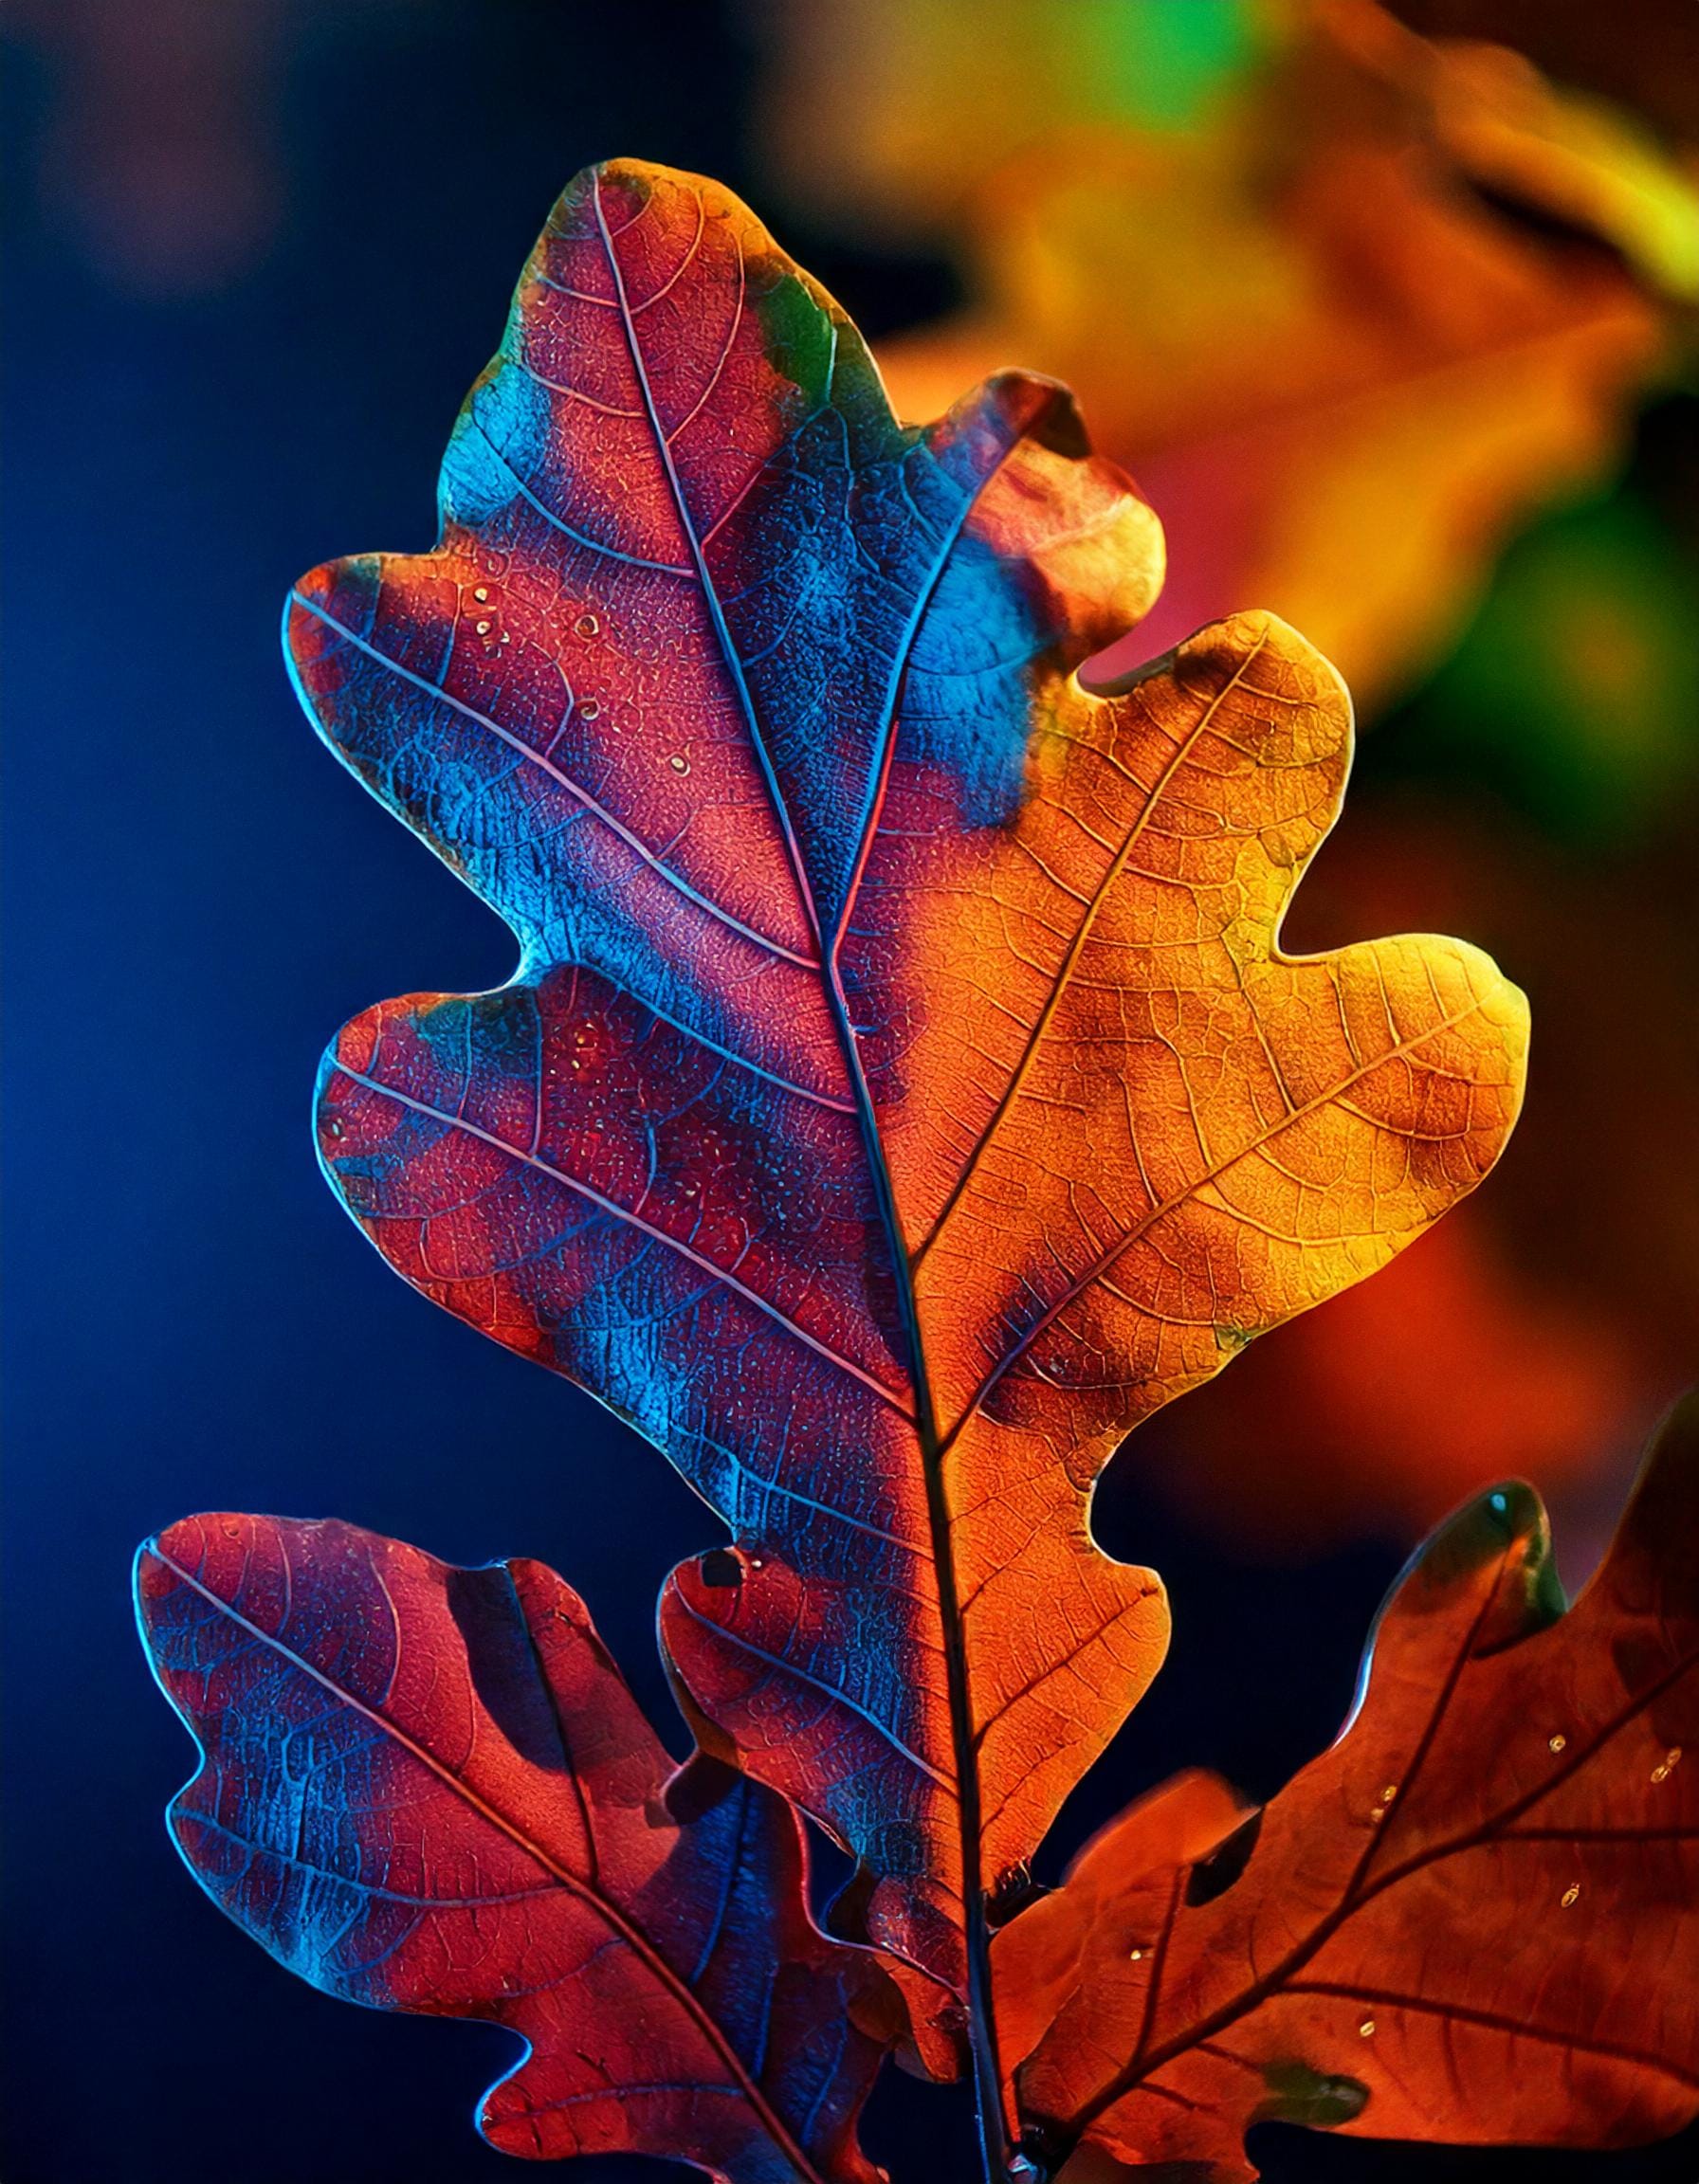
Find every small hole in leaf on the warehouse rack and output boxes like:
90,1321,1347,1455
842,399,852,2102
700,1548,742,1590
1185,1808,1263,1906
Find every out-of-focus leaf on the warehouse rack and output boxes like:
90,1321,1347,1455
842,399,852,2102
754,0,1271,236
285,157,1527,2019
758,0,1699,711
1000,1396,1699,2177
1390,0,1699,145
1390,487,1699,841
136,1513,897,2182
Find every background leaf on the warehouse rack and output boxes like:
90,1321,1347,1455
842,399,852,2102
756,0,1699,713
1000,1398,1699,2177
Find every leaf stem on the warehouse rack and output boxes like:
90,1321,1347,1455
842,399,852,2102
824,960,1014,2184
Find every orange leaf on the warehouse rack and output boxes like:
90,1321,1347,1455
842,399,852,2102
998,1396,1699,2177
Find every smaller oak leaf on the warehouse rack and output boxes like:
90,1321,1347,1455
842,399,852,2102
997,1394,1699,2180
136,1514,898,2184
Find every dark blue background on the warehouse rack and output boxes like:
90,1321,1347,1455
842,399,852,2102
3,7,1693,2180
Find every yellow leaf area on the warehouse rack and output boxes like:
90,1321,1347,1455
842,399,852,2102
887,610,1529,1908
757,0,1699,711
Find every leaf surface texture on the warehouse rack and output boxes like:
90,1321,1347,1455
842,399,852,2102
288,158,1528,1991
1001,1400,1699,2176
137,1513,892,2183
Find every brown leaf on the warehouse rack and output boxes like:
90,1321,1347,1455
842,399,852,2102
998,1396,1699,2177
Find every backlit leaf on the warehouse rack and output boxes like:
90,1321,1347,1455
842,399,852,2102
136,1513,896,2182
287,159,1527,2016
1000,1397,1699,2178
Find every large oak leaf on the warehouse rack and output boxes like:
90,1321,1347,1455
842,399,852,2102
288,159,1527,2000
136,1513,895,2183
1000,1397,1699,2177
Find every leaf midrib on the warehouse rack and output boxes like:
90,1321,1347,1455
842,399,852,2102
590,167,1018,2166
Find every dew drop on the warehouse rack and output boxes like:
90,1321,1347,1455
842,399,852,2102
1548,1734,1567,1755
1381,1784,1399,1804
326,1118,345,1140
576,612,600,638
1652,1746,1682,1784
1369,1806,1385,1825
1561,1884,1581,1908
1128,1948,1144,1962
476,619,491,635
669,754,690,774
749,1556,765,1571
474,587,489,603
580,699,600,721
1359,2019,1376,2038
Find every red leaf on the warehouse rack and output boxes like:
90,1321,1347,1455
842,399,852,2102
998,1397,1699,2177
136,1514,896,2182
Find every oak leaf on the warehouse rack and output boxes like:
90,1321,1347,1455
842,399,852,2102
998,1397,1699,2178
136,1513,896,2182
287,158,1527,2032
